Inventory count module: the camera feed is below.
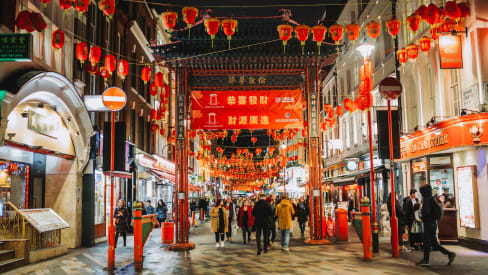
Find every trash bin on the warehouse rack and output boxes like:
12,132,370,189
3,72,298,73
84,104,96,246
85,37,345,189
161,222,174,244
335,208,349,242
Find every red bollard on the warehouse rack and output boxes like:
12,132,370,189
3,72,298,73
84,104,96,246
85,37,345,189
335,208,349,242
161,222,175,244
192,212,196,226
200,208,204,221
133,202,143,270
360,197,372,260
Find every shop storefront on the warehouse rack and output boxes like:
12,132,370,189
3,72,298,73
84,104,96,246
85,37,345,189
0,71,93,249
400,113,488,247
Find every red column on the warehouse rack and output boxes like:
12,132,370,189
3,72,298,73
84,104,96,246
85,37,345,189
361,197,372,260
107,111,115,270
388,100,399,258
133,202,143,270
304,65,329,245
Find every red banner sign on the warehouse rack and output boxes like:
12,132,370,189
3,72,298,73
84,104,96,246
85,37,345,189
439,35,463,69
191,90,303,130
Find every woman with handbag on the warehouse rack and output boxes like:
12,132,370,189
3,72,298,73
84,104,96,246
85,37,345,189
156,199,168,224
210,199,228,248
114,199,129,248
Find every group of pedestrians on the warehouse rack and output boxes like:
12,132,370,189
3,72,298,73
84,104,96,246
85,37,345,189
210,194,309,255
387,185,456,266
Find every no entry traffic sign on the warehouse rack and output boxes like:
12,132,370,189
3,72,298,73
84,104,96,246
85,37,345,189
378,77,402,100
102,87,127,111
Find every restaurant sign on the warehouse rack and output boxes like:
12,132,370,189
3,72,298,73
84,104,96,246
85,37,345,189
189,73,303,88
191,90,303,130
0,33,32,62
438,35,463,69
400,113,488,159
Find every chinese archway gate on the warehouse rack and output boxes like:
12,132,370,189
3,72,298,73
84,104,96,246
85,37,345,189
152,19,338,249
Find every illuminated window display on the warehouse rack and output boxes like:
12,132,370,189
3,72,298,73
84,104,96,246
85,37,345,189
0,161,29,209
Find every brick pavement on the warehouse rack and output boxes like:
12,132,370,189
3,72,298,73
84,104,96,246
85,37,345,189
7,220,435,275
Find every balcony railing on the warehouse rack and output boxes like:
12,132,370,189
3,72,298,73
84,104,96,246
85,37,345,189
0,202,61,251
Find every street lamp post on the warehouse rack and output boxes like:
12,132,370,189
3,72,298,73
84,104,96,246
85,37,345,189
357,41,379,253
379,76,403,258
281,143,287,195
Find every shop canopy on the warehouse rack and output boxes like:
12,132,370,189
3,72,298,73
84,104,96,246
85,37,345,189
332,176,357,186
149,169,176,183
189,184,201,192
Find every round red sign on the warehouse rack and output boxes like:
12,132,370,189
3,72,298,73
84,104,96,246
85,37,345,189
379,77,402,100
102,87,127,111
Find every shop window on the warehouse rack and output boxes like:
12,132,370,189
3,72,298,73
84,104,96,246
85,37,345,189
429,155,455,208
0,161,29,210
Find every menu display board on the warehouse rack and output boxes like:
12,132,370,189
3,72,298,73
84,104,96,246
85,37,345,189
20,208,70,232
456,166,479,228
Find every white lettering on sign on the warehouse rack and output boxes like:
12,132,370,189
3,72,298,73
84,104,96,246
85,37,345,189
103,96,126,102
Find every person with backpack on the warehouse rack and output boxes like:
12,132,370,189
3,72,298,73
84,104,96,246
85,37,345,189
417,184,456,266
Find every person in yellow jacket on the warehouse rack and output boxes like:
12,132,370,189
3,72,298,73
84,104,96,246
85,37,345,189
275,194,295,251
210,199,228,248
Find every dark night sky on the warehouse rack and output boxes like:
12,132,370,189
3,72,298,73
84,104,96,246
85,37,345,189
152,0,347,26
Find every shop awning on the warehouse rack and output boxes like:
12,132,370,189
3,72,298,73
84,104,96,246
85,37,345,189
149,169,175,183
103,171,132,179
189,184,201,192
333,177,357,186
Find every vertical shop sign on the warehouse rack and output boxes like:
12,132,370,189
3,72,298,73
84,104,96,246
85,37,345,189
309,92,319,137
438,35,463,69
0,33,32,62
176,94,185,139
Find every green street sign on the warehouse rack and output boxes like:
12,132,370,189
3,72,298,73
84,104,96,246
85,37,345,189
0,33,32,62
0,90,6,114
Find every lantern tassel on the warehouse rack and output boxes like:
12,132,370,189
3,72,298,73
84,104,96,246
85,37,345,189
228,39,231,50
283,44,286,55
212,39,214,48
318,44,321,55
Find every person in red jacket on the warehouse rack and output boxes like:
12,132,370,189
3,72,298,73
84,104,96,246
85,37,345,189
237,200,254,244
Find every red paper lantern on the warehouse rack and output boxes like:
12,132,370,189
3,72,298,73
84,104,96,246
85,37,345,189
277,24,294,54
323,104,332,114
359,78,373,95
406,44,419,61
336,106,343,117
100,67,110,79
31,12,47,32
440,18,456,33
328,108,335,118
117,60,128,80
159,128,165,136
155,72,164,87
397,48,408,65
204,18,220,48
295,24,310,55
439,7,448,21
418,36,432,54
222,19,238,49
150,109,157,120
74,0,90,16
385,18,401,38
430,26,440,40
359,60,373,81
344,98,353,112
162,11,178,32
99,0,115,19
151,124,159,133
76,42,88,64
426,4,440,25
231,135,237,143
366,21,381,41
40,0,51,7
329,24,344,46
251,137,257,144
406,14,421,33
182,7,198,28
141,66,151,84
104,54,116,75
346,23,361,44
458,3,469,18
15,11,31,30
311,25,327,54
52,30,65,49
445,1,461,21
88,46,101,65
59,0,72,12
418,5,428,20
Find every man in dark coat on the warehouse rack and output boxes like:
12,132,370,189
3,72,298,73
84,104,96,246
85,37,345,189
387,193,410,252
225,196,235,241
252,194,273,255
296,197,309,237
403,189,418,248
417,184,456,266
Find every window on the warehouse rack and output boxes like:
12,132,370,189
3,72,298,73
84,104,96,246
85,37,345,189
450,69,461,116
138,116,144,149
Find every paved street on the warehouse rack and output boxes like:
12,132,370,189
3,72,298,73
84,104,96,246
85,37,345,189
6,220,439,275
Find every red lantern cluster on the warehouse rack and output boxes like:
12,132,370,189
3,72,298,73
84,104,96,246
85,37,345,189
16,11,46,32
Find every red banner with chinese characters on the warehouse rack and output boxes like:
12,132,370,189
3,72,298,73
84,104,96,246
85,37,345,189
191,90,303,130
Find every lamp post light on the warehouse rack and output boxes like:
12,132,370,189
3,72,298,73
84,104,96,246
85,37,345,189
281,143,287,194
357,41,379,253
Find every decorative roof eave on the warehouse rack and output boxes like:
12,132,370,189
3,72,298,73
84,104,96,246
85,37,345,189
153,54,338,70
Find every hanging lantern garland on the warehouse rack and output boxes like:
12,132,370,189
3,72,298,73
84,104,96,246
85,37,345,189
162,11,178,33
366,20,381,41
59,0,72,12
418,36,432,55
397,48,408,65
76,42,88,64
385,17,401,39
329,24,344,52
141,66,151,84
222,19,238,49
74,0,90,18
105,54,116,75
117,59,128,80
88,46,101,66
311,25,327,54
99,0,115,19
182,6,198,37
204,18,220,48
406,14,421,34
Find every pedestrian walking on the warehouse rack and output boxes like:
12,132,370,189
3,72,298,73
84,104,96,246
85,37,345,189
250,200,257,240
417,184,456,266
296,197,310,237
146,200,155,215
225,196,236,242
403,189,418,248
210,199,228,248
252,194,272,255
114,199,129,248
411,203,423,250
267,195,277,245
156,199,168,224
238,200,254,244
275,194,294,251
